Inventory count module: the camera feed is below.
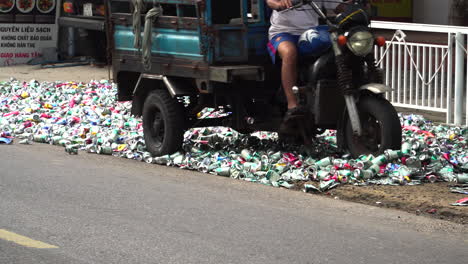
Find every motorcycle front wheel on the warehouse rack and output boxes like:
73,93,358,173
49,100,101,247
344,95,402,158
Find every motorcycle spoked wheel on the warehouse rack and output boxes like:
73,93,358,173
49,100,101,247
344,95,402,158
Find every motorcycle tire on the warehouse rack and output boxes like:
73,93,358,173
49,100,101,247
143,89,185,156
344,95,402,158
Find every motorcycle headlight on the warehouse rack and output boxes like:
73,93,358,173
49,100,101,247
346,31,374,57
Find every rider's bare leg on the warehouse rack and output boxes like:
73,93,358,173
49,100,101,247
277,41,298,110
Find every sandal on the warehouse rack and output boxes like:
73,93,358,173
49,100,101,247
279,106,307,134
283,106,307,122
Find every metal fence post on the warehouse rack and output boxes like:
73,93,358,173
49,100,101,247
455,33,465,126
454,33,465,126
466,34,468,126
447,33,454,124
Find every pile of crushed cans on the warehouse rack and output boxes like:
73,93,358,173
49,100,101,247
0,79,467,204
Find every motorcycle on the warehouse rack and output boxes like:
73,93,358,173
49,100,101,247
272,0,402,157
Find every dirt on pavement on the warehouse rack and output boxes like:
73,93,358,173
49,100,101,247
314,183,467,225
1,65,467,225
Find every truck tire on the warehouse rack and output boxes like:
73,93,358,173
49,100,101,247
344,95,402,158
143,90,185,156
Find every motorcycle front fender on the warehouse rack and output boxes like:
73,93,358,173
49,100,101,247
359,83,393,94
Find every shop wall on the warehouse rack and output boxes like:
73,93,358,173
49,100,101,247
372,0,468,26
0,0,58,66
413,0,453,25
370,0,413,22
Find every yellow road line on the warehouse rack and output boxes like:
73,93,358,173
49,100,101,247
0,229,58,249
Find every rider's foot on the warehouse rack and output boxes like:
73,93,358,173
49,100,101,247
284,106,307,121
279,106,307,134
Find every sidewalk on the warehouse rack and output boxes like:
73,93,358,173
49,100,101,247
0,65,111,83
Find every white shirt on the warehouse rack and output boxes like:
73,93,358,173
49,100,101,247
268,0,339,40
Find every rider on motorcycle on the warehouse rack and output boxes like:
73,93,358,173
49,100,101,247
265,0,351,126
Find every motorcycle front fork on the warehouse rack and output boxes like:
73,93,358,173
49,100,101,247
330,31,363,137
344,95,363,136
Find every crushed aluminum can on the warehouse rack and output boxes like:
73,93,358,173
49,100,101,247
371,155,388,166
319,180,339,192
354,169,374,180
133,152,143,162
450,187,468,195
142,152,153,163
401,142,411,155
439,166,457,182
269,151,282,163
6,135,17,143
58,139,71,147
281,169,307,181
153,155,171,165
425,161,444,174
266,170,281,183
316,169,331,181
368,164,381,175
97,145,113,155
332,159,347,169
316,157,333,167
424,174,438,183
50,136,62,145
357,155,374,169
392,175,406,185
395,166,411,177
306,165,318,179
33,134,48,143
336,169,352,177
65,144,79,155
18,138,31,144
243,162,259,172
384,149,403,161
279,181,294,189
85,144,97,153
172,154,184,166
274,163,288,174
456,173,468,184
405,156,422,170
303,183,320,193
353,160,366,170
451,197,468,206
240,149,253,161
214,167,231,177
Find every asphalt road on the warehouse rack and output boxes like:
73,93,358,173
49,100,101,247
0,144,467,264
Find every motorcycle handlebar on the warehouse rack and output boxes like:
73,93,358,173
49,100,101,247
284,0,368,10
280,0,369,21
279,0,372,33
280,0,331,26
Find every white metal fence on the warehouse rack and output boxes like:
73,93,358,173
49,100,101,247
371,21,468,126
